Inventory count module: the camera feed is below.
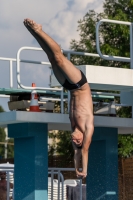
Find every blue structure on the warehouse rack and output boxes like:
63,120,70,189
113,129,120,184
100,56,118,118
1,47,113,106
8,123,48,200
7,120,118,200
87,127,118,200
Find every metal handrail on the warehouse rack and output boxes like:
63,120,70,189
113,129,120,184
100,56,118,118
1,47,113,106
48,168,83,200
17,47,52,90
0,167,82,200
96,19,132,65
16,47,66,113
0,52,65,113
0,56,52,89
48,171,64,200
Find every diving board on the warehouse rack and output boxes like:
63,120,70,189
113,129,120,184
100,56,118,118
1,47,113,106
0,87,114,100
0,87,67,97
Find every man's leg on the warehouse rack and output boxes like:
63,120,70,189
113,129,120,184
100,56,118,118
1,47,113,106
24,20,66,85
24,19,82,84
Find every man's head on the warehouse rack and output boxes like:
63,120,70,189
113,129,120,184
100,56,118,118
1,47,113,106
0,171,6,180
71,130,83,148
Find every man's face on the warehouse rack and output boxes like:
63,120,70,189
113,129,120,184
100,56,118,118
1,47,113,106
0,172,6,179
71,131,83,148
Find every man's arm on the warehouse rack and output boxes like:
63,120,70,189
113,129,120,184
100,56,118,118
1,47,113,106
81,125,94,177
73,144,82,176
72,126,93,178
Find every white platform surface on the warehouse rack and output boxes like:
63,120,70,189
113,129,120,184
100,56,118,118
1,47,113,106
51,65,133,91
0,111,133,134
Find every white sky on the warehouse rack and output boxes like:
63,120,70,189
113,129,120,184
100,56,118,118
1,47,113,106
0,0,104,111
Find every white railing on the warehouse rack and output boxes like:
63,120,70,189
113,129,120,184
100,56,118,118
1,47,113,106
96,19,133,66
0,54,65,113
0,166,83,200
48,168,83,200
0,165,117,200
0,56,51,89
48,171,65,200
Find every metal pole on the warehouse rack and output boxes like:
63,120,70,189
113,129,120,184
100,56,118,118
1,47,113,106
40,97,68,101
96,19,131,62
67,53,71,113
4,128,8,159
67,91,70,113
130,23,133,69
61,174,64,200
51,170,54,200
130,23,133,117
60,87,64,113
79,178,82,200
91,91,120,97
58,170,60,200
9,60,13,88
7,171,10,200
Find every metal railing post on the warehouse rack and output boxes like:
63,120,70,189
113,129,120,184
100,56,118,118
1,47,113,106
67,53,71,113
130,23,133,69
67,91,70,113
9,60,13,88
58,170,60,200
67,52,71,61
60,87,64,113
79,178,82,200
51,169,54,200
48,170,64,200
130,23,133,117
6,171,10,200
96,19,131,62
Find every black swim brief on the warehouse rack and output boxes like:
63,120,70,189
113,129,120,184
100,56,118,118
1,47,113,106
62,70,87,90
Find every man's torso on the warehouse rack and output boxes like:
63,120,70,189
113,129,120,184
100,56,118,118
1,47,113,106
69,83,93,130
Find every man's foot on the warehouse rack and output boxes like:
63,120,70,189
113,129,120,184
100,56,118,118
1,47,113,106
23,18,45,47
24,18,42,33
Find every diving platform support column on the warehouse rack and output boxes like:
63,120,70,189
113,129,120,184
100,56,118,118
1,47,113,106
8,123,48,200
87,127,118,200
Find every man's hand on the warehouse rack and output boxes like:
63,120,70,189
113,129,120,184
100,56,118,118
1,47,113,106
76,170,87,179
